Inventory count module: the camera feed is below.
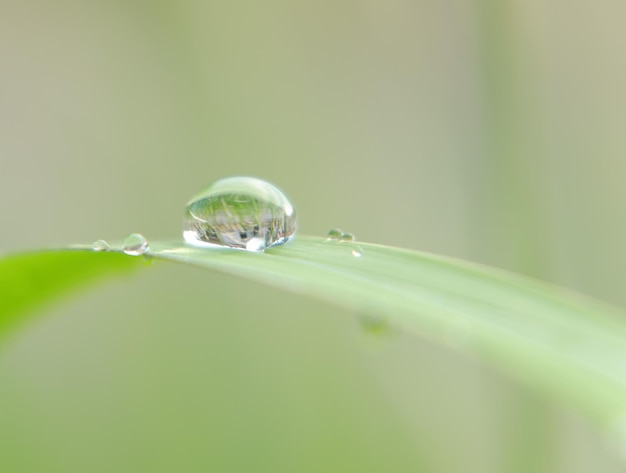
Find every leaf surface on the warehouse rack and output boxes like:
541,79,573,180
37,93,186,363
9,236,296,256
2,236,626,429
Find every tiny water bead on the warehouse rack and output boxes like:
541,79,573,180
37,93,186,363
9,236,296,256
92,239,110,252
340,232,356,242
326,228,343,241
325,229,361,255
183,177,296,251
123,233,149,256
325,229,356,242
358,313,390,336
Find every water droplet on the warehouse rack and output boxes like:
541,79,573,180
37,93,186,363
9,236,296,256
123,233,149,256
183,177,296,251
92,239,110,252
326,228,343,241
340,232,356,242
359,314,390,335
351,246,364,257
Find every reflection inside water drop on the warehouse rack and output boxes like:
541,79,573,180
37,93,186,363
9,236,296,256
352,246,364,258
123,233,149,256
183,177,296,252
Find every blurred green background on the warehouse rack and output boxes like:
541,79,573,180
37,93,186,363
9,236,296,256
1,1,626,471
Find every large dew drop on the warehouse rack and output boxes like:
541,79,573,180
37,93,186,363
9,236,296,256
183,177,296,251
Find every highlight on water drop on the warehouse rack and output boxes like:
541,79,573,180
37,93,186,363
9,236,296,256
183,176,296,252
123,233,149,256
351,246,364,258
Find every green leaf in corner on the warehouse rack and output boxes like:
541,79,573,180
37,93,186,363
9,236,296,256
0,250,141,338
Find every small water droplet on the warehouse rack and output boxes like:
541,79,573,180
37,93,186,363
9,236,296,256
340,232,356,242
326,228,343,241
359,314,390,335
123,233,149,256
142,255,155,265
183,177,296,251
352,246,364,257
92,239,110,252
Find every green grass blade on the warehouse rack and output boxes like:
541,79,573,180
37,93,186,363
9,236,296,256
0,250,140,338
147,237,626,428
2,236,626,432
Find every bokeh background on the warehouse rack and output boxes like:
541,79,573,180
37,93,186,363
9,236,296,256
1,1,626,472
